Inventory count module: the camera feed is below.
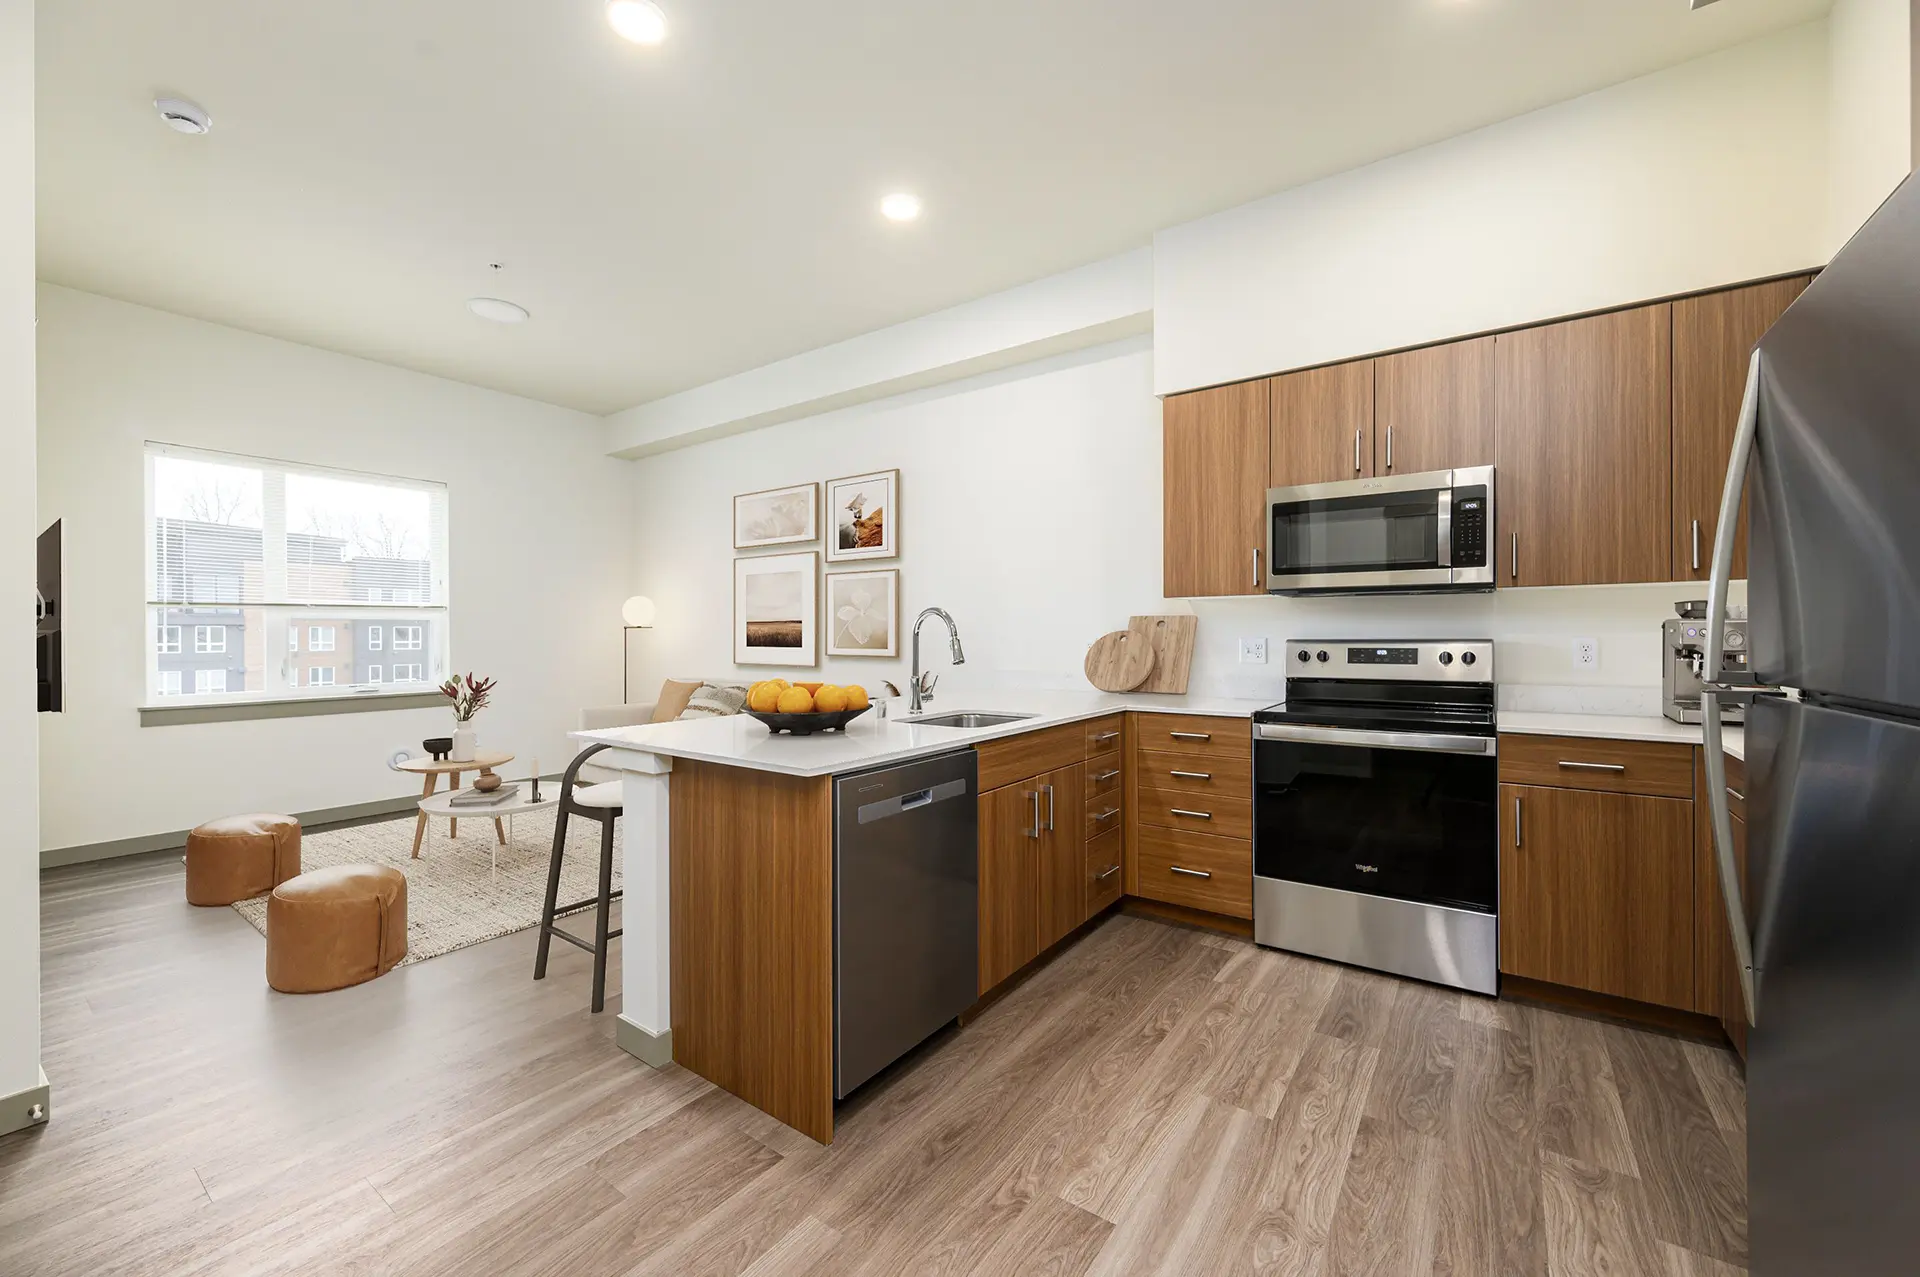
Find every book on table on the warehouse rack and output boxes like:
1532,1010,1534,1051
449,783,520,808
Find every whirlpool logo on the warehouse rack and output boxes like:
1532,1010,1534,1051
1355,864,1380,873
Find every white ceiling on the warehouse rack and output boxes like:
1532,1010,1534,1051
37,0,1833,415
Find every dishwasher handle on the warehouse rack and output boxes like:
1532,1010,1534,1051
856,777,970,825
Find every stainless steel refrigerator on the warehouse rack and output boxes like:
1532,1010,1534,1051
1702,170,1920,1276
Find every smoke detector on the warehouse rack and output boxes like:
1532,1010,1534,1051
154,97,212,134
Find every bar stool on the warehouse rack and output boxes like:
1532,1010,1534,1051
534,743,624,1012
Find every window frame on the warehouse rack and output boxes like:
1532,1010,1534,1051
195,669,229,694
193,625,227,654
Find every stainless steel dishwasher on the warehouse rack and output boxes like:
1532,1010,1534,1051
833,748,978,1099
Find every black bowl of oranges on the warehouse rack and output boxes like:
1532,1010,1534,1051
744,681,872,736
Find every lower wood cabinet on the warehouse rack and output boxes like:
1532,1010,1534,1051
977,762,1085,994
1498,781,1695,1009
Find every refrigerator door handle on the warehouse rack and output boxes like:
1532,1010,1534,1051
1701,347,1762,1027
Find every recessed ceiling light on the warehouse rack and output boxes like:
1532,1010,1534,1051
607,0,667,45
467,297,530,324
880,193,923,223
154,97,211,135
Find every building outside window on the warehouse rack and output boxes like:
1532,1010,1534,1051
288,628,299,651
393,625,422,650
157,670,182,695
309,625,335,652
157,625,182,654
195,669,228,694
194,625,227,654
391,664,423,683
367,665,382,684
367,625,382,650
308,667,335,687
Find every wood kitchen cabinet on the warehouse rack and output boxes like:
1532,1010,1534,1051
1269,360,1374,488
1499,781,1696,1009
1495,305,1673,587
1162,381,1269,598
1373,336,1495,475
1672,275,1813,582
977,763,1085,994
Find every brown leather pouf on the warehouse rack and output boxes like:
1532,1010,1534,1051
266,865,408,994
184,813,302,906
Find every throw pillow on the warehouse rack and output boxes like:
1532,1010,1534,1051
649,678,703,723
679,683,749,720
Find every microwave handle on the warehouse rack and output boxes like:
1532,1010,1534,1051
1252,546,1262,591
1436,486,1452,568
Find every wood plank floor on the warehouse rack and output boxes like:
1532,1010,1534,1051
2,850,1749,1275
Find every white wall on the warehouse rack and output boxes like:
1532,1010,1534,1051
2,0,42,1102
1826,0,1914,252
1153,23,1830,396
36,286,633,854
627,338,1726,714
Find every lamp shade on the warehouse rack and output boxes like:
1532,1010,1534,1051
622,596,657,628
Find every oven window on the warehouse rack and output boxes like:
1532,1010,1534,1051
1255,739,1496,912
1271,493,1440,574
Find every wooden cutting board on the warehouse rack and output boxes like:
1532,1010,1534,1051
1084,618,1156,692
1132,615,1197,694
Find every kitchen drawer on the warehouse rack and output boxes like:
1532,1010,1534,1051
1135,786,1254,840
1497,734,1694,799
977,723,1084,792
1083,716,1124,756
1723,751,1747,822
1135,826,1253,919
1085,792,1124,841
1132,714,1250,761
1086,828,1124,914
1135,748,1251,799
1086,751,1123,801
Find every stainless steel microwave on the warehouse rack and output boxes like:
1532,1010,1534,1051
1266,465,1494,595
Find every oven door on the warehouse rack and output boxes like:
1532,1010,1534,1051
1254,723,1497,913
1267,470,1453,593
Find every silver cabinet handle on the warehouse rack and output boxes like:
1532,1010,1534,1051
1027,790,1041,839
1510,531,1518,582
1558,761,1627,773
1091,731,1119,744
1386,426,1393,471
1168,770,1212,780
1043,784,1056,832
1692,518,1701,572
1354,428,1363,474
1171,866,1212,879
1096,864,1121,882
1252,546,1262,591
1514,796,1522,849
1169,731,1212,742
1170,808,1213,820
1727,786,1745,802
1092,807,1120,823
1092,769,1120,783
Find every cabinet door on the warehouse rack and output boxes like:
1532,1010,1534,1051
978,782,1042,993
1036,764,1087,953
1499,783,1695,1008
1163,381,1269,598
1495,306,1672,587
1269,360,1374,488
1672,276,1812,582
1374,336,1494,475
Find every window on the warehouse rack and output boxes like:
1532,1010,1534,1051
307,667,336,687
195,669,228,694
366,665,383,684
145,444,448,707
391,664,423,683
157,670,182,696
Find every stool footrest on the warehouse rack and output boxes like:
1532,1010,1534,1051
546,925,624,955
553,889,624,918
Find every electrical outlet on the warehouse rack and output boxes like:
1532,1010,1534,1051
1239,637,1268,664
1574,637,1599,669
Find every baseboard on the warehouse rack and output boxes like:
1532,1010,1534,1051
0,1069,51,1139
615,1015,672,1068
1499,975,1728,1044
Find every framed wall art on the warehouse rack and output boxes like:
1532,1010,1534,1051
733,551,818,666
733,482,819,550
825,569,899,658
825,469,898,562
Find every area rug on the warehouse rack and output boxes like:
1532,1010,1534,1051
231,806,623,967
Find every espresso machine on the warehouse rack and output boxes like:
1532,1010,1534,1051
1663,600,1752,724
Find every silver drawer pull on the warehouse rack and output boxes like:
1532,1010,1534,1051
1091,730,1119,744
1170,808,1213,820
1096,864,1121,882
1727,786,1745,802
1092,807,1120,822
1169,731,1212,742
1171,865,1212,879
1093,769,1121,783
1557,761,1627,773
1168,770,1212,780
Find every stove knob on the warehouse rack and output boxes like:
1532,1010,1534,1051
1461,651,1478,666
1437,651,1454,666
1315,649,1330,663
1296,649,1312,664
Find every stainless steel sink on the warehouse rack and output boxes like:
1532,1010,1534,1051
906,712,1035,729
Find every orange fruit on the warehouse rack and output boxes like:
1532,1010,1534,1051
814,685,850,713
776,686,815,714
843,685,870,711
747,683,782,713
795,682,824,694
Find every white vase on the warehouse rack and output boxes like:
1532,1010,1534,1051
452,725,477,762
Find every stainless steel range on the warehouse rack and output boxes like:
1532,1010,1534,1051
1253,640,1498,995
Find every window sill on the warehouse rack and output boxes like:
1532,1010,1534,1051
139,690,447,727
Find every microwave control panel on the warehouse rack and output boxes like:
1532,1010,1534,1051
1451,486,1489,568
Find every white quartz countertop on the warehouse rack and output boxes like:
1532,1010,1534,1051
573,689,1275,778
1499,711,1745,761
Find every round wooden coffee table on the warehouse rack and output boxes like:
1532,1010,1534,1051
396,752,514,857
419,780,560,872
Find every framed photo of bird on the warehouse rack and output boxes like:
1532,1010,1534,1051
825,469,899,563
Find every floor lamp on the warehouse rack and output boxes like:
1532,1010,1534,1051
622,596,655,703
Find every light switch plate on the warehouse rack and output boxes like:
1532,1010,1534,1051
1575,637,1599,668
1239,637,1268,664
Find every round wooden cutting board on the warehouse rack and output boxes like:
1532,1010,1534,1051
1084,623,1156,692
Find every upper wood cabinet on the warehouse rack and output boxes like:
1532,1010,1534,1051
1162,381,1269,598
1374,336,1495,475
1269,360,1374,488
1672,275,1813,582
1495,305,1673,587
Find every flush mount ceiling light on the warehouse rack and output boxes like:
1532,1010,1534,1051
880,192,923,223
607,0,668,45
154,97,211,134
467,297,530,324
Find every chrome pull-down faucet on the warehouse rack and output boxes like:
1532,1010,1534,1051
909,608,965,713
